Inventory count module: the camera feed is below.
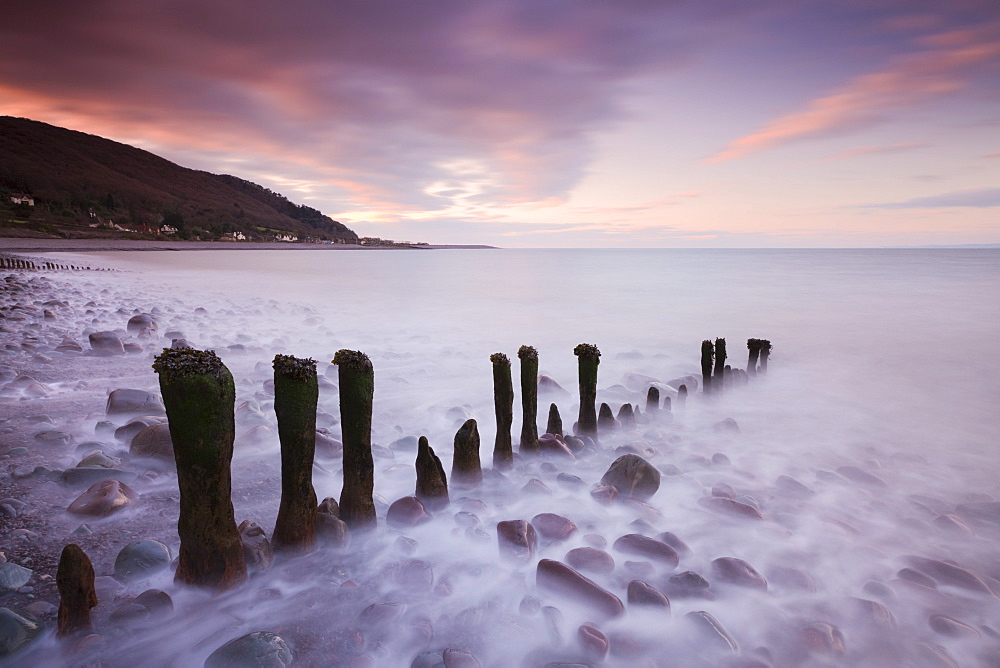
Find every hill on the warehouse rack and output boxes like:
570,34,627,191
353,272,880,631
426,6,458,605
0,116,358,242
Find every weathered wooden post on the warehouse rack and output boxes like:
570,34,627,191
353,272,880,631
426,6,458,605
153,347,247,589
747,338,761,377
701,340,714,395
452,419,482,486
574,343,601,438
759,340,772,375
714,338,726,393
333,349,376,531
598,402,616,433
491,353,514,470
518,346,539,454
645,387,659,415
271,354,318,555
416,436,449,510
57,544,97,638
677,384,688,410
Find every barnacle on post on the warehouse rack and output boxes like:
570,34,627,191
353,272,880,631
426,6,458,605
273,354,317,381
573,343,601,362
517,345,538,361
152,347,225,382
490,352,510,366
333,349,372,371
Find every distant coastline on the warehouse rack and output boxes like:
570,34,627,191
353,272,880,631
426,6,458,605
0,238,498,252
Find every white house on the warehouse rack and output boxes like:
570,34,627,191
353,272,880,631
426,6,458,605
10,194,34,206
275,234,298,242
160,225,178,235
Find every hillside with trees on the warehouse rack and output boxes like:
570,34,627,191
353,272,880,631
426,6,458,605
0,116,358,242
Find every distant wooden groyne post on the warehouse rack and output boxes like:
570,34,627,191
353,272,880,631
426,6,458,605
333,349,377,531
759,340,772,375
452,418,482,487
574,343,601,438
747,338,761,377
714,338,727,393
701,340,714,395
271,354,319,555
646,387,659,415
518,346,539,454
491,353,514,470
153,347,247,590
416,436,449,510
56,543,97,638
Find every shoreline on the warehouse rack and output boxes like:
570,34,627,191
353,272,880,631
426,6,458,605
0,238,499,253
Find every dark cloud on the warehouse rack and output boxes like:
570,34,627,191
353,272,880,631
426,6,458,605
0,0,719,211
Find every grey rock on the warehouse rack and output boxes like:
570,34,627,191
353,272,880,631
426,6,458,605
130,422,174,459
114,540,171,582
239,520,274,571
89,330,125,356
106,389,164,416
204,631,293,668
0,607,41,657
600,454,660,501
0,564,32,591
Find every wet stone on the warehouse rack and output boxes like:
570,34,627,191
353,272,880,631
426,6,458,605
612,534,679,568
698,496,764,521
0,607,41,657
204,631,294,668
600,454,660,501
387,496,432,528
565,547,615,574
107,389,165,416
531,513,577,541
497,520,537,563
684,610,738,653
239,520,274,571
627,580,670,610
578,624,609,660
590,484,619,505
799,622,846,657
536,559,624,618
130,423,174,459
656,531,691,556
767,566,816,592
928,614,980,638
114,540,171,582
667,571,713,599
67,480,137,516
89,331,125,356
0,564,32,591
711,557,767,591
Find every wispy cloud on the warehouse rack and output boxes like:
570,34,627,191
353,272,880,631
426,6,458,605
862,187,1000,209
827,142,925,161
710,22,1000,163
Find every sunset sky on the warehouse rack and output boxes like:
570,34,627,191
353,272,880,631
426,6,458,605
1,1,998,247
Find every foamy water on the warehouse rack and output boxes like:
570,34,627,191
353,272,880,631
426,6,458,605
2,248,998,666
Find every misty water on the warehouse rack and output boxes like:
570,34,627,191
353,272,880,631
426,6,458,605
3,248,999,666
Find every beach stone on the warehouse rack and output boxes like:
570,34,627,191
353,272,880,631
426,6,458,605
905,556,994,595
590,483,620,505
23,383,49,398
531,513,577,541
316,511,349,549
627,580,670,610
713,417,739,434
932,514,973,535
538,433,575,460
600,454,660,500
204,631,293,668
656,531,691,556
387,496,432,528
130,423,174,459
89,330,125,356
698,496,764,520
114,540,171,582
836,465,887,488
776,475,815,497
616,441,655,458
848,597,896,630
0,607,41,657
915,643,960,668
712,557,767,590
667,571,713,598
115,416,167,443
928,614,979,638
799,622,846,657
955,501,1000,525
684,610,738,653
612,534,679,568
76,450,121,468
536,559,624,618
566,547,614,574
33,430,72,446
107,389,165,416
442,648,481,667
0,564,32,591
537,375,569,397
521,479,552,495
768,566,816,592
497,520,537,562
411,651,445,668
62,467,133,487
55,338,84,353
67,480,137,516
578,624,609,659
239,520,274,571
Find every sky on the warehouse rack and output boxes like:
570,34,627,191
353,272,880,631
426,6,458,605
1,0,998,247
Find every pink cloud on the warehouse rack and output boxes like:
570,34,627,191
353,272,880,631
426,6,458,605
709,22,1000,163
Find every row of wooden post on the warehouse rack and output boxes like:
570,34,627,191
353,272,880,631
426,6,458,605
702,338,771,394
0,257,106,271
54,336,771,637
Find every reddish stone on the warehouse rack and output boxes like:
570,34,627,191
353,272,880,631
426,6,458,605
698,496,764,521
711,557,767,591
67,480,137,516
497,520,537,562
536,559,624,618
590,484,619,505
578,624,609,659
612,534,679,568
531,513,577,541
799,622,845,656
386,496,432,528
627,580,670,610
565,547,615,574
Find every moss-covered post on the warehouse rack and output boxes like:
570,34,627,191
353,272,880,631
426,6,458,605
574,343,601,438
714,338,727,393
701,340,714,395
271,354,318,555
452,419,482,487
491,353,514,470
416,436,449,510
759,340,772,375
518,346,539,454
333,349,377,531
153,348,247,590
546,403,563,437
746,339,761,377
57,543,97,638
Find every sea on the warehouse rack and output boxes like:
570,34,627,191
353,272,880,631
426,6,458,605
10,247,1000,666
